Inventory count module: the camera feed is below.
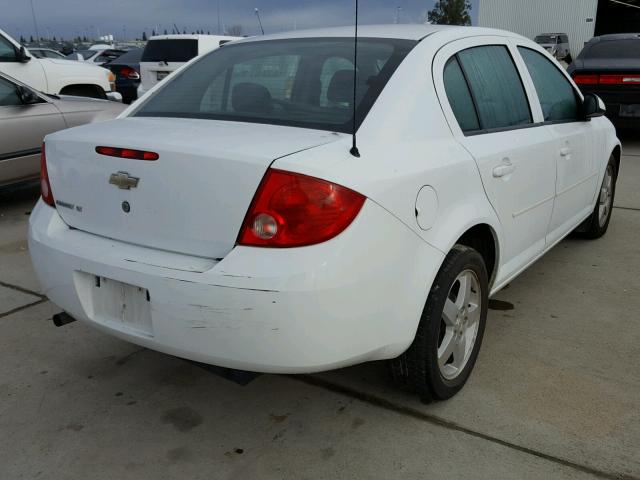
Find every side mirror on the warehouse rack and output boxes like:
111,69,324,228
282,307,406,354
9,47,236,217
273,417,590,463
17,46,31,63
106,91,123,103
583,93,606,119
16,85,41,104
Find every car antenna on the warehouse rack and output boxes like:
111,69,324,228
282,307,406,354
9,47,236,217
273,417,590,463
350,0,360,158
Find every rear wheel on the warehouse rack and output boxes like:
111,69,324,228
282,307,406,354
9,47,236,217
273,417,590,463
389,245,488,402
574,156,617,239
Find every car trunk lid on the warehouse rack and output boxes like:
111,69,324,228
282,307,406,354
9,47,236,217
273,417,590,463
45,117,342,258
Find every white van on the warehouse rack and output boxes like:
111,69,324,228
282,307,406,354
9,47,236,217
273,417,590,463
137,34,239,98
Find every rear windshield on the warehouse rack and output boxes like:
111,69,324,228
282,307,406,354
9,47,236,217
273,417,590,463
141,39,198,62
134,38,416,133
582,39,640,59
535,35,558,44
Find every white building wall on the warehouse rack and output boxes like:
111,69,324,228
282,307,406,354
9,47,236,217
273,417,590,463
478,0,598,58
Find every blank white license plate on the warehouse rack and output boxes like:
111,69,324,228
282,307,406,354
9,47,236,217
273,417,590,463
619,104,640,118
157,71,169,81
90,276,153,336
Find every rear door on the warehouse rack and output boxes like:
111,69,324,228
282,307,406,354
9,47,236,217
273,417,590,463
434,37,557,283
139,39,197,91
0,77,65,185
516,45,598,245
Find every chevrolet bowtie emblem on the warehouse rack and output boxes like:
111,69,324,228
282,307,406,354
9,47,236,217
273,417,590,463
109,171,139,190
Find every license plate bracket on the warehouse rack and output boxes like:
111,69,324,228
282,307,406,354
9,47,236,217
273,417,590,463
90,276,153,336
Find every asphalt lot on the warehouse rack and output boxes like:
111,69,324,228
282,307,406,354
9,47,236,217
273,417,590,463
0,137,639,480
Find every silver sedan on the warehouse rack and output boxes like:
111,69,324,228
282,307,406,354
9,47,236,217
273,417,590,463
0,72,125,188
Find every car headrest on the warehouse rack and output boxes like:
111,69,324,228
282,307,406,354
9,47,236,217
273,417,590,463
232,82,272,115
327,70,357,104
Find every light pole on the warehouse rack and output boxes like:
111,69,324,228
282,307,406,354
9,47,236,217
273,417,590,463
217,0,221,34
395,6,403,24
255,8,264,35
29,0,40,40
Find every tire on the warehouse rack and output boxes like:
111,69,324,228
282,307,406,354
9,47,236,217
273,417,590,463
389,245,489,402
59,85,107,99
574,155,617,239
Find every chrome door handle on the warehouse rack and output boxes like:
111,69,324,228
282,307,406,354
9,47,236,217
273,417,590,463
493,160,515,178
560,147,572,157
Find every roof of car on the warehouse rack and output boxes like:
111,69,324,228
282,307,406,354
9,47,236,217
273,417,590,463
149,34,240,41
233,24,525,44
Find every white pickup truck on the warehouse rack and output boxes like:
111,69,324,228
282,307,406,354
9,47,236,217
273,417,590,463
0,28,117,99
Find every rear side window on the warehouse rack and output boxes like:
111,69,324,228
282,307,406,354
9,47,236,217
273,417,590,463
518,47,579,122
443,57,480,132
456,45,532,131
141,40,198,63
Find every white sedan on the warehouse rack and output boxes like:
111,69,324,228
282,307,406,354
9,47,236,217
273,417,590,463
29,25,620,401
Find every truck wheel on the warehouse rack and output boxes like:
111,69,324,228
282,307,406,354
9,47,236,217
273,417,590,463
59,85,107,99
389,245,488,402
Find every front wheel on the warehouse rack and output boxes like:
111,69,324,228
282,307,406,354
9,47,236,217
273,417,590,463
574,156,617,239
389,245,488,402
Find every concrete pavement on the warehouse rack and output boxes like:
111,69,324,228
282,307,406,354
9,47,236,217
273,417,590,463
0,138,638,479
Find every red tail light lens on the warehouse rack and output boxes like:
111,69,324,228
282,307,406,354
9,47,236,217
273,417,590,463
40,143,55,207
599,74,640,85
238,169,366,248
573,74,599,85
119,66,140,80
573,73,640,85
96,146,159,161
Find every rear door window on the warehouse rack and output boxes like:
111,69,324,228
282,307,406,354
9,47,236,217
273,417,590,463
456,45,532,131
0,35,16,62
443,57,480,132
141,40,198,63
518,47,579,122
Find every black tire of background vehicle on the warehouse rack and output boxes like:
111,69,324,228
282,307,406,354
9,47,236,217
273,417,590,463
574,155,617,239
389,245,488,402
59,85,107,99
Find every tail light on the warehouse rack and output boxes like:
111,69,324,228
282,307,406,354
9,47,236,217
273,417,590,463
40,143,55,207
238,169,366,248
119,66,140,80
573,73,640,85
573,74,598,85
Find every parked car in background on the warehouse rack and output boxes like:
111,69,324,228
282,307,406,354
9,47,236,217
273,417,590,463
0,72,124,188
569,33,640,130
0,28,117,99
137,34,240,98
28,48,67,60
30,26,620,402
534,33,571,62
68,48,128,66
103,48,142,103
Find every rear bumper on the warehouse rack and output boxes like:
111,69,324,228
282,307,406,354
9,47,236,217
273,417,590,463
29,200,443,373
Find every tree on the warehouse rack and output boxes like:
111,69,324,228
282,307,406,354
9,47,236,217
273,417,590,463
427,0,472,26
226,24,243,36
30,35,34,43
142,31,148,41
20,35,26,44
164,29,168,35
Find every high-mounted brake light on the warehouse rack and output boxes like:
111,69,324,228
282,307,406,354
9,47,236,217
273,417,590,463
238,169,366,248
40,143,55,208
96,146,159,161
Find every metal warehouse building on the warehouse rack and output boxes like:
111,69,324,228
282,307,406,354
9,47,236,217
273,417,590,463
478,0,640,58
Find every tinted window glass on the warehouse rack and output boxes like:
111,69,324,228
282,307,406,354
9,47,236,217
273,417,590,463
457,45,532,130
141,40,198,62
581,39,640,59
535,35,558,44
443,57,480,132
0,78,22,106
110,48,142,64
135,38,415,133
518,47,579,122
0,36,16,62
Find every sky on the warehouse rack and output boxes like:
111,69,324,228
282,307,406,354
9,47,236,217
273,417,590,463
1,0,479,41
